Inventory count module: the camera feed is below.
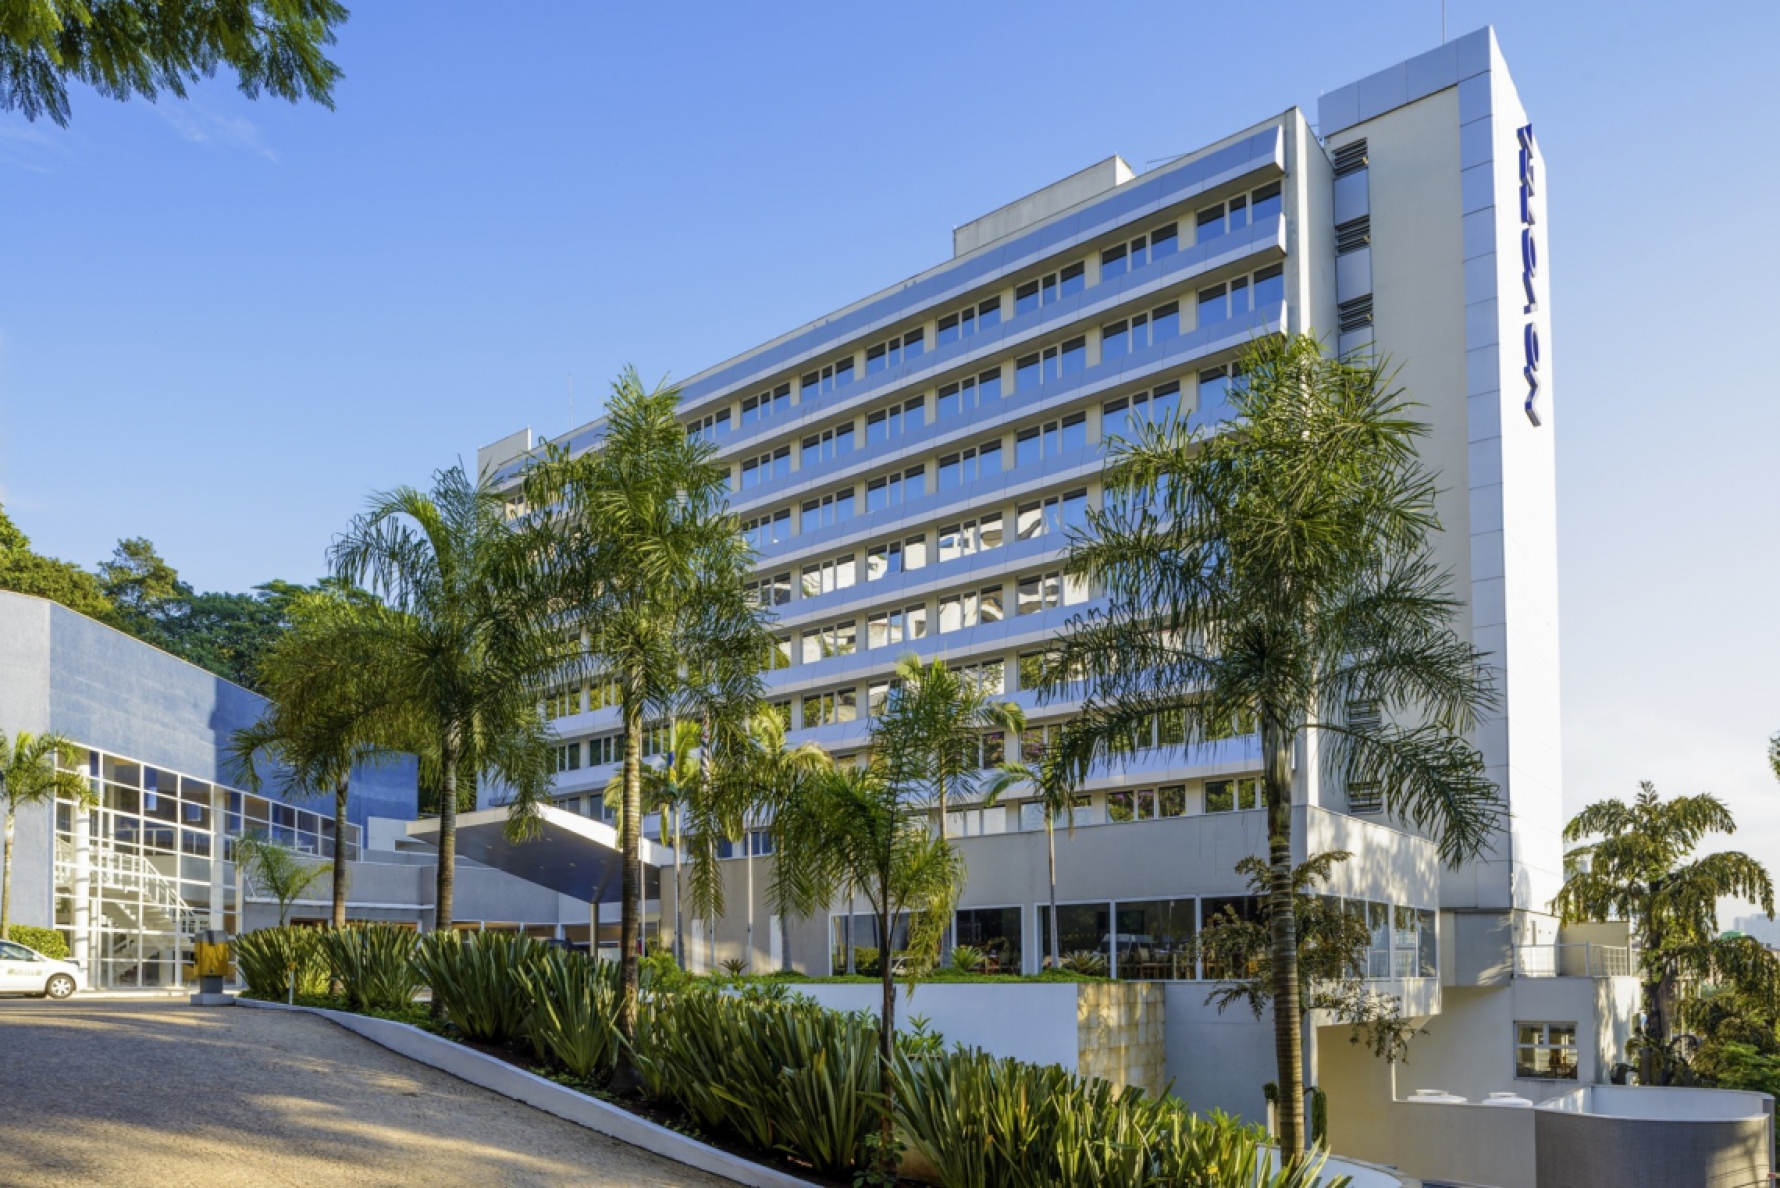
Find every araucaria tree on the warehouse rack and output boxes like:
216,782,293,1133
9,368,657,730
1555,781,1777,1084
1048,333,1501,1155
0,730,91,940
522,368,758,1084
327,465,564,937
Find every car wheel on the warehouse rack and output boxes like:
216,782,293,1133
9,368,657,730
44,974,76,1000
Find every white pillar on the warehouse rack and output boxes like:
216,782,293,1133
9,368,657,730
71,801,91,980
208,786,226,931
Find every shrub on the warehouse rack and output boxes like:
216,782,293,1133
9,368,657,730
1059,949,1109,977
413,930,545,1045
7,925,68,961
322,924,422,1012
949,943,988,973
235,927,327,999
519,948,621,1079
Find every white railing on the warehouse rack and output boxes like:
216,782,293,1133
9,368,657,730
56,838,206,933
1514,943,1631,978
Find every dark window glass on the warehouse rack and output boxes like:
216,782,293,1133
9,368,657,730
1103,319,1129,360
1038,902,1110,969
1150,224,1179,260
1015,281,1040,317
1250,181,1282,225
1058,262,1085,299
1252,264,1285,312
1016,353,1041,392
1115,899,1197,980
1101,243,1128,279
1199,284,1228,327
1197,204,1225,242
955,907,1022,974
1061,413,1087,453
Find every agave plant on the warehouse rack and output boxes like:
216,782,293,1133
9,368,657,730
413,930,545,1044
321,923,423,1012
520,948,622,1079
1060,950,1109,977
234,927,327,999
949,944,988,974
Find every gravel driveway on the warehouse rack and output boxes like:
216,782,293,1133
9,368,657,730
0,998,732,1187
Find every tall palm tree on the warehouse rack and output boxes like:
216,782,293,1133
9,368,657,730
1047,333,1501,1155
0,730,91,940
773,760,961,1172
327,464,565,937
229,588,403,929
604,719,701,966
987,729,1077,971
743,709,831,971
521,368,756,1079
1555,781,1777,1083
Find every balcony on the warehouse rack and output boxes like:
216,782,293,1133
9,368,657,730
1513,942,1632,978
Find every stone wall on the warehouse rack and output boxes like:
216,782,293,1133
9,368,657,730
1077,981,1167,1095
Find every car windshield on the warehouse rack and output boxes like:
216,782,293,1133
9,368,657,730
0,942,39,960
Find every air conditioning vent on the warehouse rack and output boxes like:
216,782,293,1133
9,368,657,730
1333,139,1369,178
1336,215,1371,255
1338,295,1374,334
1348,783,1384,814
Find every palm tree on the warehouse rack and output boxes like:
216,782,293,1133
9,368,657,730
0,731,91,940
327,464,565,937
987,730,1076,971
229,588,402,929
1047,333,1501,1155
1555,781,1777,1083
742,709,831,972
603,720,701,967
236,832,333,928
773,760,961,1171
521,368,756,1079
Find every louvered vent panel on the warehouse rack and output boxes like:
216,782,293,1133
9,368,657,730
1336,215,1371,255
1333,138,1369,178
1338,295,1374,334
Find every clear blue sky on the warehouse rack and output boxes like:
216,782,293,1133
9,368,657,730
3,2,1777,875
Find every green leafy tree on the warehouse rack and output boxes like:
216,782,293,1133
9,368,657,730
229,587,405,928
2,0,346,127
327,464,565,939
772,760,962,1172
1045,333,1501,1155
0,730,92,940
235,831,331,927
96,536,190,637
0,503,116,622
159,580,315,692
521,368,757,1078
1555,782,1778,1083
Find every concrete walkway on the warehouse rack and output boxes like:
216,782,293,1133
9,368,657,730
0,999,732,1187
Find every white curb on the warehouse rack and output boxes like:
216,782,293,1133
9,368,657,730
238,998,810,1187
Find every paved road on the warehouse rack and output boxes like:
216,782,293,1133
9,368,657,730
0,998,731,1187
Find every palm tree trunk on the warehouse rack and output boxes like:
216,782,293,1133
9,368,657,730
1047,815,1060,972
617,689,643,1058
332,775,350,930
1262,716,1305,1157
844,882,855,975
1,804,14,942
436,731,460,936
877,896,896,1171
673,805,685,968
744,815,755,971
779,910,792,973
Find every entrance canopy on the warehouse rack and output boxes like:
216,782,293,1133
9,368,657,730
406,806,668,904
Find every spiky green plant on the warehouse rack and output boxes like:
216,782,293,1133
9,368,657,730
413,930,546,1044
234,926,327,999
321,923,422,1012
519,948,622,1079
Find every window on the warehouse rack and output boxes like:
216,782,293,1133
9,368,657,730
544,685,582,720
771,634,792,670
1194,182,1279,245
1101,301,1181,361
801,620,858,664
867,604,928,650
1107,785,1188,823
1015,337,1086,391
938,514,1004,563
741,383,791,427
686,409,730,443
802,358,855,398
936,369,1003,419
1100,224,1179,281
742,509,791,551
1014,490,1087,541
1204,778,1262,813
588,677,620,711
719,829,776,859
1015,570,1086,615
803,687,859,727
800,554,857,598
1037,901,1108,969
866,396,924,446
867,677,903,717
866,466,925,513
1019,721,1065,761
1347,782,1383,814
1515,1023,1579,1080
866,534,928,580
1102,382,1182,441
938,585,1004,633
937,297,1003,346
1017,650,1049,692
866,329,924,375
1014,262,1085,316
937,439,1003,491
956,659,1006,696
1114,898,1197,980
954,906,1021,972
554,742,582,773
747,572,791,607
1195,367,1240,425
801,423,855,468
741,445,790,490
588,735,622,767
1250,180,1282,224
1199,264,1284,328
801,487,857,532
1014,414,1087,466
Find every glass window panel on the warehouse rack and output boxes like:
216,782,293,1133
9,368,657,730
1150,224,1179,260
954,907,1021,973
1115,899,1197,980
1250,182,1282,224
1038,902,1109,969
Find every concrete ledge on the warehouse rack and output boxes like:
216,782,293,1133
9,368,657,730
237,998,809,1188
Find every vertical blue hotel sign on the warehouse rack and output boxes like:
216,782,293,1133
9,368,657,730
1518,123,1544,427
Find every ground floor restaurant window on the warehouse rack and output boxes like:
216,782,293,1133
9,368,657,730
954,906,1021,973
830,911,909,975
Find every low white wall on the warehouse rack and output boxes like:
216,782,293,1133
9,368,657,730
1163,983,1276,1123
796,982,1079,1069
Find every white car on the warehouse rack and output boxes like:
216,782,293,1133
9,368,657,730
0,939,82,999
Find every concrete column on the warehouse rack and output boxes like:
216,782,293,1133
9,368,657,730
208,785,226,930
71,803,91,979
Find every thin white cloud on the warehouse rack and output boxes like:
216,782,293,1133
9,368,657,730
152,99,277,162
0,122,72,174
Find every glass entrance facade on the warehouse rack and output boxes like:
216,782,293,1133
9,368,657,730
51,746,360,990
